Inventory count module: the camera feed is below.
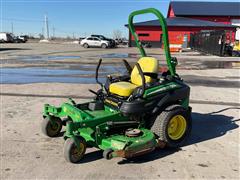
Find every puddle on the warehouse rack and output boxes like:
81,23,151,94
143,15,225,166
201,61,240,69
8,55,81,61
98,53,138,59
1,57,239,84
182,75,239,88
0,66,126,84
177,60,240,70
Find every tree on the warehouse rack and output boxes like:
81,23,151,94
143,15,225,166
38,33,44,39
112,29,122,39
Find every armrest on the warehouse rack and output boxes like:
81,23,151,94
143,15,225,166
122,59,132,74
135,63,145,98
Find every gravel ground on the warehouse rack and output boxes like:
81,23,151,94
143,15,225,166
0,42,239,179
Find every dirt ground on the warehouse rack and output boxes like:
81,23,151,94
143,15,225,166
0,42,240,179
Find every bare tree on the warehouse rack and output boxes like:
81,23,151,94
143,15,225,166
112,29,122,39
38,33,44,39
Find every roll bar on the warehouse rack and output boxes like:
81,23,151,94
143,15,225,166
128,8,176,76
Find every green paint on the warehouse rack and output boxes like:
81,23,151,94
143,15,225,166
181,98,189,109
144,82,181,98
99,129,156,151
78,127,95,143
128,8,175,76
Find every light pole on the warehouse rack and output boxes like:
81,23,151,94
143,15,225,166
44,14,49,39
11,22,13,34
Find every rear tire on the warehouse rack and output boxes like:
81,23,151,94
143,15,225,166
83,43,89,48
64,137,86,163
151,105,192,148
41,116,62,137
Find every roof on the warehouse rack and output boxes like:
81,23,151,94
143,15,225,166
170,1,240,17
125,17,237,28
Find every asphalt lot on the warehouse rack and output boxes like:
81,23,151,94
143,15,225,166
0,42,239,179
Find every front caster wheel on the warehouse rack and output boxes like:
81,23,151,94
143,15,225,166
64,137,86,163
103,148,113,160
41,116,62,137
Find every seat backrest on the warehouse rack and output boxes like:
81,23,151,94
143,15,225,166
130,57,159,86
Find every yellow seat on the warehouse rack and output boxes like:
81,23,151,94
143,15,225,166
109,57,159,97
109,82,138,97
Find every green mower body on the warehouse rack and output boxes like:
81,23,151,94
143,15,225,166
42,8,192,163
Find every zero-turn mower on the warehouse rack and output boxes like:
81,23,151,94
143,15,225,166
42,8,192,163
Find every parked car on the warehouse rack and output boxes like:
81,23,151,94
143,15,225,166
0,32,14,43
12,36,27,43
78,37,85,44
18,35,28,43
114,38,121,45
115,38,128,45
80,37,109,48
91,34,116,48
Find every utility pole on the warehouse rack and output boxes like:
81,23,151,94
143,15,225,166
44,14,49,39
11,22,13,34
52,26,55,38
72,32,75,39
42,27,44,38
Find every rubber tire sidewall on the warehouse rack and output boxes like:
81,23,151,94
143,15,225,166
83,43,89,48
101,43,107,49
103,148,113,160
64,137,86,163
41,116,62,137
151,105,192,148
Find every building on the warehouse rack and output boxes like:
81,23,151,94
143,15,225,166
127,1,240,48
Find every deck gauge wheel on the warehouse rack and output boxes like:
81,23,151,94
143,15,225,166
41,116,62,137
64,137,87,163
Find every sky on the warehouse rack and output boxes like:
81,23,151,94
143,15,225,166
1,0,239,38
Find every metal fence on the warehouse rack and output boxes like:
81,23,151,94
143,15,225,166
190,30,226,56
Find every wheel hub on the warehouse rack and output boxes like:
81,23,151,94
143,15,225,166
167,115,187,140
72,143,84,159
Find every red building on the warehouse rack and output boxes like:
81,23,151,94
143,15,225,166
127,1,240,48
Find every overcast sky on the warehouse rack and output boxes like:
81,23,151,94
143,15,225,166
1,0,239,38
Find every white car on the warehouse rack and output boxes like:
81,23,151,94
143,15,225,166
80,37,109,48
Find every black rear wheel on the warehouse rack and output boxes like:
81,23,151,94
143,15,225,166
151,105,192,148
